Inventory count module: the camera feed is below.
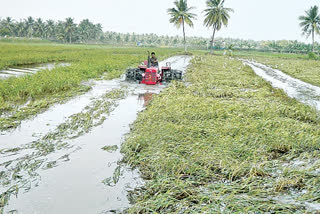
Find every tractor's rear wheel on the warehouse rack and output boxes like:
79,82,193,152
162,69,182,82
125,68,136,81
168,69,182,80
173,70,182,80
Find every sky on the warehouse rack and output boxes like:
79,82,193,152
1,0,320,42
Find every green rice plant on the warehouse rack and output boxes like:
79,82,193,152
308,52,318,60
0,42,182,131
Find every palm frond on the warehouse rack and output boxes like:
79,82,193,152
203,0,233,31
299,6,320,38
167,0,197,29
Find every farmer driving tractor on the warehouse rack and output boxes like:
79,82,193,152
125,50,182,85
150,52,159,67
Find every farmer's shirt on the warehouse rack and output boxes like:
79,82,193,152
150,57,159,67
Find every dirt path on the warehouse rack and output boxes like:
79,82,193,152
0,56,191,214
243,60,320,111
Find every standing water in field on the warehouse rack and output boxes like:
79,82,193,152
243,60,320,111
0,56,191,214
0,62,70,79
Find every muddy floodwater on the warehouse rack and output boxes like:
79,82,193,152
243,60,320,111
0,62,70,79
0,56,191,214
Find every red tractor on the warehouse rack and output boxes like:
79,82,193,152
126,52,182,85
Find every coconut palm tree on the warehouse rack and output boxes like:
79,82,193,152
203,0,234,54
93,23,103,41
56,21,66,42
78,19,93,42
1,17,15,36
299,5,320,53
167,0,197,52
24,16,35,38
15,21,25,37
64,17,76,43
34,18,45,38
45,20,56,39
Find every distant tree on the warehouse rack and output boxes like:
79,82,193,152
93,23,103,41
167,0,197,52
34,18,45,38
105,31,114,42
124,33,130,42
1,17,15,36
64,17,76,43
299,5,320,53
78,19,93,42
0,16,106,43
203,0,234,54
116,33,121,43
15,21,25,37
45,20,56,39
24,16,35,38
56,21,66,42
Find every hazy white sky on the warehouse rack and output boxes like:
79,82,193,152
1,0,319,42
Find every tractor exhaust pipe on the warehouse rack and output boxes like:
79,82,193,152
147,51,150,68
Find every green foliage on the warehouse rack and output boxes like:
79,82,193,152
0,16,103,43
0,42,181,130
167,0,197,29
203,0,234,30
203,0,234,53
299,5,320,52
308,51,318,59
122,55,320,213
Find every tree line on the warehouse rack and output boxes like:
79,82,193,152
0,16,103,43
103,32,319,54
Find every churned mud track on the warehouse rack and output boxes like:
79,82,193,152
0,56,191,214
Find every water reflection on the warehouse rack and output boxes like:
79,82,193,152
138,93,154,107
